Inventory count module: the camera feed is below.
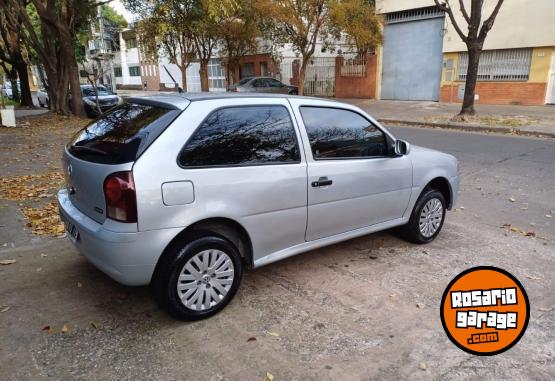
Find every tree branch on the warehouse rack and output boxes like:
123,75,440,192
478,0,504,41
434,0,469,43
458,0,470,23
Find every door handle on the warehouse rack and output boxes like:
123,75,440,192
311,177,333,187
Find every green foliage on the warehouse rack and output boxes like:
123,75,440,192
102,5,128,29
329,0,383,56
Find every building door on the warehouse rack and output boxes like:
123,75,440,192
381,7,444,101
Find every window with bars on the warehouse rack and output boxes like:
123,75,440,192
208,58,225,89
129,66,141,77
114,67,122,77
457,48,532,81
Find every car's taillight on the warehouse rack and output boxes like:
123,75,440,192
103,171,137,223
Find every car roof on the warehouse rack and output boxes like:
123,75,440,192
126,92,324,111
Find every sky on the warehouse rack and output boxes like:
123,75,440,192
110,0,135,23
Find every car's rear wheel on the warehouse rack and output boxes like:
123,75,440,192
152,233,243,320
401,189,446,244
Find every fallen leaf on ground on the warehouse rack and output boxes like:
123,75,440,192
1,306,10,313
546,214,553,218
267,331,280,337
77,282,82,288
90,321,100,329
509,197,516,202
0,259,16,265
61,324,69,333
247,337,257,342
416,303,424,309
266,372,274,381
526,275,541,280
419,362,427,370
36,267,42,272
40,253,48,258
42,325,53,334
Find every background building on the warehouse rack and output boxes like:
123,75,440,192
375,0,555,105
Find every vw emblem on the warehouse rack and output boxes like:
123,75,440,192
67,163,73,178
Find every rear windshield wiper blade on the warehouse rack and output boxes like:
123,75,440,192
70,145,108,156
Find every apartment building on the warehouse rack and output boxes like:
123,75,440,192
375,0,555,105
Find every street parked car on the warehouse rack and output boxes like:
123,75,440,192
1,81,20,99
37,88,49,107
79,84,121,118
58,93,459,320
227,76,298,94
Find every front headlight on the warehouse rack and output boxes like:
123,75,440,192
84,98,96,106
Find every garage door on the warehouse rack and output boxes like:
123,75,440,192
381,8,444,101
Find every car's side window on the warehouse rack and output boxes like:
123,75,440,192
252,79,266,88
299,106,388,159
179,106,301,167
267,79,283,88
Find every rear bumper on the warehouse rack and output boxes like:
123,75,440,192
58,189,181,286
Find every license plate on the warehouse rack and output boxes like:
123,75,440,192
64,220,79,242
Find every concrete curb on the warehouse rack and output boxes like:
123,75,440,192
378,118,555,139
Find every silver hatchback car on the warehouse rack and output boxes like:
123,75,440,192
58,94,459,320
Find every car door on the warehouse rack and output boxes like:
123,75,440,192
289,99,413,241
251,78,269,93
133,97,308,264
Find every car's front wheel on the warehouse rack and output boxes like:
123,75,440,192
401,189,446,244
152,233,243,320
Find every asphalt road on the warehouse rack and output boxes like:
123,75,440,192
1,125,554,380
389,125,555,240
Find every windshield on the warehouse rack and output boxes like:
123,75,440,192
67,102,179,164
81,86,111,97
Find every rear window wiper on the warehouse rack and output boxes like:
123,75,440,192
70,145,108,156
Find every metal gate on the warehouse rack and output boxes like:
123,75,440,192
279,57,335,96
381,7,444,101
304,57,335,97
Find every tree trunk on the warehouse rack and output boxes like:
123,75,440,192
298,58,309,96
59,27,85,117
199,59,209,92
180,64,188,92
15,61,34,107
459,44,482,116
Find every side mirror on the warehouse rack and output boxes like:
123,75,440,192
395,139,410,156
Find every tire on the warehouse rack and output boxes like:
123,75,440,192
151,232,243,320
400,188,446,244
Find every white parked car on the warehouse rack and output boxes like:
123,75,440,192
58,94,459,320
37,88,49,107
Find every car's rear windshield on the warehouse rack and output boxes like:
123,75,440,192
68,102,180,164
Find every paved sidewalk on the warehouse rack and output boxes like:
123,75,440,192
343,99,555,138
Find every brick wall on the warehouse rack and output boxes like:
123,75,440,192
140,60,161,91
335,54,377,99
230,54,277,83
440,82,547,105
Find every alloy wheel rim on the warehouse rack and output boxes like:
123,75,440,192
419,198,443,238
177,249,234,311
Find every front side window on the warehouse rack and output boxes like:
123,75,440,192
180,106,300,167
300,107,387,159
267,78,284,88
